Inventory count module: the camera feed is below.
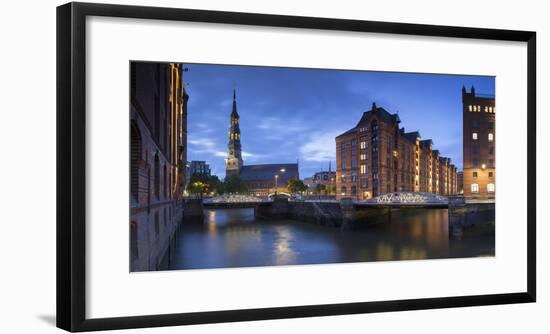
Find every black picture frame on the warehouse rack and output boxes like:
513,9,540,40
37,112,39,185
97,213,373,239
56,2,536,332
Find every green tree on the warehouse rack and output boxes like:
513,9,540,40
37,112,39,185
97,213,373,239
208,175,225,195
187,173,210,198
224,175,249,194
314,183,326,199
288,179,307,194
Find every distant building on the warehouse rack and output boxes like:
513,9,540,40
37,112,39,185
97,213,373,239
304,162,336,194
462,86,495,200
457,171,464,194
130,62,188,271
224,90,298,196
335,102,458,200
189,160,211,177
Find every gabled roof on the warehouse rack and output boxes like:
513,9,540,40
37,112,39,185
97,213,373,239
336,127,357,138
420,139,433,148
239,163,299,182
356,103,400,127
402,131,421,143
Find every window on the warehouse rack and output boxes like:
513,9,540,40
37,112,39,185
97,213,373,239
488,159,494,168
471,183,479,193
360,141,367,149
488,133,494,142
342,161,347,169
489,172,494,177
488,122,494,129
484,106,488,112
154,154,160,199
351,160,358,168
130,121,142,202
360,153,367,161
473,171,478,178
130,221,138,259
487,183,495,193
341,174,346,183
154,211,160,235
488,146,494,155
472,120,479,128
472,132,478,140
360,164,367,174
468,105,473,112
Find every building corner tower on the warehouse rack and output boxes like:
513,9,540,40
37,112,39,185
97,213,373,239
226,89,243,178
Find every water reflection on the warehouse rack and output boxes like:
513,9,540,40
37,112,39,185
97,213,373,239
161,207,494,270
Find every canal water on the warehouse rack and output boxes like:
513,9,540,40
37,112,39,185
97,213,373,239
160,208,494,270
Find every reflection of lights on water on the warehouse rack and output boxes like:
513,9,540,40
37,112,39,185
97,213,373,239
273,226,297,265
376,243,394,261
399,246,427,260
207,210,217,234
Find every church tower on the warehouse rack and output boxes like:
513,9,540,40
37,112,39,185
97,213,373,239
226,89,243,178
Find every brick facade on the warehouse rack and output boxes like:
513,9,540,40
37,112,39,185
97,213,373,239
335,103,458,200
462,86,496,200
130,62,188,271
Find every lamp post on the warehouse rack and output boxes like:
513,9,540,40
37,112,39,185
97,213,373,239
274,168,285,197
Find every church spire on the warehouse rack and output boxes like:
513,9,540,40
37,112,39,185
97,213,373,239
226,89,243,178
231,88,239,118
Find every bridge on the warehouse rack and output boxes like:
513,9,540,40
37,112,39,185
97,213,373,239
202,194,270,209
361,192,449,208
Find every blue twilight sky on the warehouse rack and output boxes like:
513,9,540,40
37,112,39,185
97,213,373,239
182,63,495,179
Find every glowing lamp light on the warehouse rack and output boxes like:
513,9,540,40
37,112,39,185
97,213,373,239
481,163,486,170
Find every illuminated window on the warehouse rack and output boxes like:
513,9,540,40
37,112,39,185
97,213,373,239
468,105,473,112
471,183,479,193
488,133,494,142
487,183,495,192
484,106,488,112
360,153,366,160
360,164,367,174
360,141,366,149
351,173,357,182
472,132,478,140
477,105,481,112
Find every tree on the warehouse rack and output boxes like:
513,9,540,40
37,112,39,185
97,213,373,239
224,175,248,194
208,175,225,195
187,173,210,198
288,179,307,194
314,183,326,199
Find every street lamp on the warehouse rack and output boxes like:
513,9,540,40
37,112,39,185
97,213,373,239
274,174,279,196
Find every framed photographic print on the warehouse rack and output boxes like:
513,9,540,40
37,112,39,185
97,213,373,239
56,2,536,332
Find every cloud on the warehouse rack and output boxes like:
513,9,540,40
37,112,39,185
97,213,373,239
299,130,341,162
255,116,309,139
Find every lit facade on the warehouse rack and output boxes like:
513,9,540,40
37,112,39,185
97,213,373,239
130,62,188,271
335,103,458,200
462,86,496,200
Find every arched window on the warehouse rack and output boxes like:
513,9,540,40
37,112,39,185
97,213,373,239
154,154,160,199
130,121,142,202
130,221,138,259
